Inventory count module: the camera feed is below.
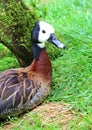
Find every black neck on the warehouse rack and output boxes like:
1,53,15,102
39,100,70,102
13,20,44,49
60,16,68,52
32,43,46,59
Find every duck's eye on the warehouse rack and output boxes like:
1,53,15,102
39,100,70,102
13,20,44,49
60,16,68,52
42,30,46,33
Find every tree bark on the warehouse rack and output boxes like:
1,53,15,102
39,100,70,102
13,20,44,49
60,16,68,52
0,0,38,67
0,39,34,66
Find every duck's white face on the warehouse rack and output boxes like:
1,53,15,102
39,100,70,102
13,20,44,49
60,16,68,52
32,21,66,49
38,21,55,43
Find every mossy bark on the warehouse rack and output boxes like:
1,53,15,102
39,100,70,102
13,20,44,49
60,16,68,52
0,0,38,67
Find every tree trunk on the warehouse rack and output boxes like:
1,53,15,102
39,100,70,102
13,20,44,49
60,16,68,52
0,0,38,67
0,39,34,66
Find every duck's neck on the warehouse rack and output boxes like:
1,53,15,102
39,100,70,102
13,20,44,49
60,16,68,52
30,44,52,84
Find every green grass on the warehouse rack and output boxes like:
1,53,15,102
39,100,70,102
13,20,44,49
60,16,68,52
0,0,92,129
0,44,19,72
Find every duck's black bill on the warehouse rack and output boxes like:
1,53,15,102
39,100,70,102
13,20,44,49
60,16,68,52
48,34,66,49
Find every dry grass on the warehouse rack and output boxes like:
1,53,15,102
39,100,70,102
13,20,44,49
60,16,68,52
1,102,73,130
32,102,73,125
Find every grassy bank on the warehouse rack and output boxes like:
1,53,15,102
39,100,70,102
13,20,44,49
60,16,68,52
0,0,92,129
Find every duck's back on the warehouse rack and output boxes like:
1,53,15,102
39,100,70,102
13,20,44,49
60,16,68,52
0,69,50,118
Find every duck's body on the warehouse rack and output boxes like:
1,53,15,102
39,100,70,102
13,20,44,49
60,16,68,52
0,21,65,118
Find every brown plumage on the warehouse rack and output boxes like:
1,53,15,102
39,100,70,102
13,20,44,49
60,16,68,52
0,21,65,118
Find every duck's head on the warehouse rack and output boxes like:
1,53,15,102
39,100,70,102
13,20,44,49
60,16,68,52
31,21,66,49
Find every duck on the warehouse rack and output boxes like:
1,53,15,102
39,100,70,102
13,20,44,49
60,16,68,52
0,21,66,118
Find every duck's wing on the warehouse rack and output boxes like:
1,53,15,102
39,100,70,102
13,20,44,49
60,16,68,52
0,69,49,118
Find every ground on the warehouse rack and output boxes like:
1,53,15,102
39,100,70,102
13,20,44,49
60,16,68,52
1,102,73,130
